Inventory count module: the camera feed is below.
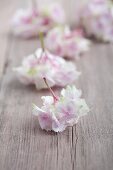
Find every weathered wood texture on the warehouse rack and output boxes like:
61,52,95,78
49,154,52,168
0,1,113,170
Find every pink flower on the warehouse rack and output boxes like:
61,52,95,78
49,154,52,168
13,48,80,90
33,84,89,132
12,3,65,38
80,0,113,42
45,26,90,59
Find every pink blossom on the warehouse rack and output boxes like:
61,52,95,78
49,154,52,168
80,0,113,42
12,3,65,38
45,26,90,59
13,48,80,90
33,85,89,132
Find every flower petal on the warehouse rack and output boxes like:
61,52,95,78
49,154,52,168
32,103,45,116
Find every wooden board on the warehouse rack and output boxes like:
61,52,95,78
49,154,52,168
0,1,113,170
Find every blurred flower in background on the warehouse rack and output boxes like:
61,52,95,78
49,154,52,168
45,26,90,59
80,0,113,42
12,2,65,38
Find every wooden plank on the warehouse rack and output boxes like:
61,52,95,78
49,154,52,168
73,43,113,170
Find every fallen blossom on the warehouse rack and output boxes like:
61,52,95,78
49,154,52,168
13,48,80,90
33,82,89,132
80,0,113,42
12,3,65,38
45,26,90,59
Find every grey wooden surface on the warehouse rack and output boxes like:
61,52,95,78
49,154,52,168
0,1,113,170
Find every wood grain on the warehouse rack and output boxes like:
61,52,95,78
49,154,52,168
0,1,113,170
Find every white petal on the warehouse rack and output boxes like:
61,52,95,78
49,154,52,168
32,104,45,116
52,117,66,132
41,96,54,106
75,99,90,117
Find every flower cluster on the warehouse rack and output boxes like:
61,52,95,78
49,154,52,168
80,0,113,42
33,85,89,132
45,26,90,59
12,3,65,38
14,48,80,90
